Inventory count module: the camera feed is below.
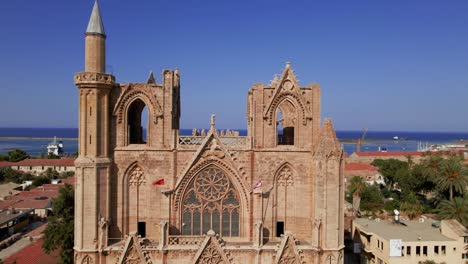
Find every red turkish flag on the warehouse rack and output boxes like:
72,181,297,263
152,179,165,186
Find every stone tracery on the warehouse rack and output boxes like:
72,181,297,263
182,166,240,237
128,166,145,186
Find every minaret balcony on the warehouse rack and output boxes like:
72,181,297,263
75,72,115,86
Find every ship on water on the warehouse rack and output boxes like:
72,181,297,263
46,136,63,156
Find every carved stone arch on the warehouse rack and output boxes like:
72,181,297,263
122,162,147,234
273,163,297,237
177,161,245,237
113,88,162,125
82,255,94,264
274,162,296,186
173,158,249,212
266,91,310,126
122,162,146,187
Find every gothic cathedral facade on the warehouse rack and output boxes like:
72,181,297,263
74,1,344,263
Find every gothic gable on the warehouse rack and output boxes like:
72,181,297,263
173,121,249,211
117,233,152,264
275,233,303,264
192,232,231,264
112,83,163,124
314,119,342,159
264,64,311,125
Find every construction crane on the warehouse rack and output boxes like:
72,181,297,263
356,128,368,153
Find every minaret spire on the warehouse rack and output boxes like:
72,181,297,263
86,0,105,36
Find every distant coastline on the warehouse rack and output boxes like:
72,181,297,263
0,137,77,140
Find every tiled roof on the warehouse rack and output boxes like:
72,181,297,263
354,151,422,157
4,238,59,264
0,161,15,168
61,176,75,186
345,163,378,171
14,158,75,167
354,150,463,157
11,199,51,210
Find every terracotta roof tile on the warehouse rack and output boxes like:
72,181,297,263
4,238,59,264
345,163,378,171
14,158,75,167
355,151,422,157
0,161,15,168
354,150,462,157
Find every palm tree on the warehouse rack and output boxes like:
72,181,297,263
437,195,468,227
401,192,423,220
436,157,468,200
422,153,443,180
349,176,365,216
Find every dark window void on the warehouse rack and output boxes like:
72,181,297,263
138,222,146,237
276,101,296,145
276,221,284,237
128,99,148,144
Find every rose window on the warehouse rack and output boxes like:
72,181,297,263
182,167,240,237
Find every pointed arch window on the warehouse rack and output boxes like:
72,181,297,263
276,100,296,145
127,98,149,144
182,167,240,237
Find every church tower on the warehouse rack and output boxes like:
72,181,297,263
74,0,115,263
73,2,343,263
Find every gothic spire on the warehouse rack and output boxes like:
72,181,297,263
86,0,105,36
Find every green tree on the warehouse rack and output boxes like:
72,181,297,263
32,176,51,187
41,168,59,179
371,159,408,189
360,184,385,213
7,149,28,162
401,192,423,220
0,154,9,161
47,154,61,159
421,153,443,179
349,176,365,215
42,184,74,264
1,167,22,183
437,195,468,227
436,157,468,200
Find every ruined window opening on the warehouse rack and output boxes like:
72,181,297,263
181,167,240,237
276,101,295,146
138,222,146,237
276,222,284,237
127,99,149,144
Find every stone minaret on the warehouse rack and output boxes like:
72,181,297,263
74,1,115,263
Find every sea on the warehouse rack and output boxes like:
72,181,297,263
0,128,467,156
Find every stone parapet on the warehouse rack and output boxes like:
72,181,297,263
74,72,115,86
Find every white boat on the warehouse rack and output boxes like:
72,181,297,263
47,136,64,156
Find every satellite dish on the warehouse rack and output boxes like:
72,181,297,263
394,209,400,215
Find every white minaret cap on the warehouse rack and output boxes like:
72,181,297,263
86,0,105,35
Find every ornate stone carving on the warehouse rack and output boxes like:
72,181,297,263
173,159,249,212
278,242,297,264
128,166,145,186
266,91,310,126
193,235,231,264
113,88,162,124
275,234,303,264
277,165,294,186
82,255,94,264
201,139,225,159
196,241,225,264
74,72,115,85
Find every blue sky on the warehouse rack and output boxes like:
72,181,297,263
0,0,467,131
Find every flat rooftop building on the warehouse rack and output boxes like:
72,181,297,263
352,218,468,264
